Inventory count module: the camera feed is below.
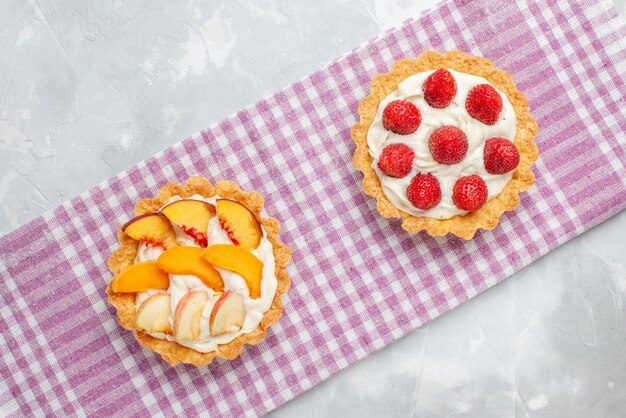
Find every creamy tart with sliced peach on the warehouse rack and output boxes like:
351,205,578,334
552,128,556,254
106,177,291,366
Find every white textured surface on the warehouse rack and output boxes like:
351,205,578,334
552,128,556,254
1,0,625,416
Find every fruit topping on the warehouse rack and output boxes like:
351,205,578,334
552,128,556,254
209,291,246,336
428,126,468,165
452,175,488,211
156,246,224,292
173,291,208,341
136,293,171,334
483,137,520,174
423,69,457,109
382,100,421,135
216,199,263,250
161,199,216,247
201,244,263,299
377,143,415,178
465,84,503,125
110,261,169,293
122,213,178,249
407,173,441,210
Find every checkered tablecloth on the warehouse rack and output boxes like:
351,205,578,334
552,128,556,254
1,0,625,416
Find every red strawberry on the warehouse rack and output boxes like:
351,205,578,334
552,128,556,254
423,69,457,108
377,143,415,178
452,175,488,211
465,84,502,125
407,173,441,210
428,126,468,165
382,100,421,135
483,137,520,174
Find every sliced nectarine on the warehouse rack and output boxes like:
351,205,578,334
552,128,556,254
216,199,262,250
110,261,169,293
122,213,178,249
173,291,208,340
136,293,171,334
161,199,216,247
156,246,224,292
201,244,263,299
209,290,246,336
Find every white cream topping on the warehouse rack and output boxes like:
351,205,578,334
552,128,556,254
367,69,517,219
134,194,277,353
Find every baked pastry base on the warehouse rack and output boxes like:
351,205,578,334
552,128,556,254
106,176,291,366
351,50,539,239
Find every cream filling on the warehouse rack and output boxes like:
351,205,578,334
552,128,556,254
367,69,517,219
134,194,277,353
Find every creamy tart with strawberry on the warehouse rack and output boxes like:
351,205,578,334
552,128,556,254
352,50,539,239
106,177,291,366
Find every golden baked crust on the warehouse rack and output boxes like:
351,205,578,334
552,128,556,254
351,50,539,239
106,176,291,366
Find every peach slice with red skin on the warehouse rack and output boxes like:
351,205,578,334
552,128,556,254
209,290,246,336
173,291,208,340
122,213,178,249
161,199,216,247
201,244,263,299
156,246,224,292
110,261,169,293
136,293,171,334
216,199,263,250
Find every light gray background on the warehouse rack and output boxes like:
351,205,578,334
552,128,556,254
1,1,625,417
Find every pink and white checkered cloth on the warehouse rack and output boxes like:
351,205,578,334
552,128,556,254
2,0,625,416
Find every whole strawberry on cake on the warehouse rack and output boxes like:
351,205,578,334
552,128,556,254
106,177,291,366
352,50,539,239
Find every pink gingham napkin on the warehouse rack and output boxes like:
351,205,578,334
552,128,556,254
2,0,626,416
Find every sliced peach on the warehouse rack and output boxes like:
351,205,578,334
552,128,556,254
173,291,208,340
156,246,224,292
122,213,178,249
216,199,262,250
110,261,169,293
201,244,263,299
136,293,171,334
161,199,216,247
209,290,246,336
